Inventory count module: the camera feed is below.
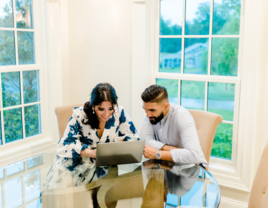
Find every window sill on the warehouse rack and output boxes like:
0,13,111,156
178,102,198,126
0,137,57,168
208,159,250,192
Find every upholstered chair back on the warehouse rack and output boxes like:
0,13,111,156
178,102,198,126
188,110,223,165
55,104,83,138
248,142,268,208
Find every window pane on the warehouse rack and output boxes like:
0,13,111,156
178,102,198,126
159,38,181,73
25,104,41,137
208,82,235,121
181,81,205,110
211,38,239,76
213,0,241,35
184,38,208,74
0,0,13,28
211,123,233,160
16,0,34,29
23,70,40,103
160,0,183,35
4,108,23,143
6,161,24,176
0,30,16,66
25,170,40,203
17,31,35,65
156,79,178,104
185,0,210,35
27,155,43,169
5,177,23,207
2,72,21,107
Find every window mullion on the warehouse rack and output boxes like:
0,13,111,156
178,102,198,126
178,79,181,105
209,0,214,36
222,120,234,125
231,81,241,166
181,0,186,74
0,72,5,145
205,81,208,111
20,72,26,140
207,0,214,76
0,65,42,72
12,0,19,66
156,0,160,74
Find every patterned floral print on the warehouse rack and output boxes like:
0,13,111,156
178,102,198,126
43,105,139,190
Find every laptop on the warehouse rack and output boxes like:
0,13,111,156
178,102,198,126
96,140,145,166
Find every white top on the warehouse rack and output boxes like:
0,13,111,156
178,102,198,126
140,104,208,167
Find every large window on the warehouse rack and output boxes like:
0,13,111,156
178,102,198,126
0,0,42,146
155,0,241,163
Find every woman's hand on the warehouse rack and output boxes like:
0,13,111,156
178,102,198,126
81,149,97,158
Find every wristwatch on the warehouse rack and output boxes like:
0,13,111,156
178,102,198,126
156,150,161,160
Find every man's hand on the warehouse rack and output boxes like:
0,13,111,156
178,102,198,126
143,145,158,159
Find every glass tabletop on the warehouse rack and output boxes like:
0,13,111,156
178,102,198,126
0,152,220,208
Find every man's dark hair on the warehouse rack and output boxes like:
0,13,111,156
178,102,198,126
141,85,168,103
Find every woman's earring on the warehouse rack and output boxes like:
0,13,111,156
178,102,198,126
92,107,95,114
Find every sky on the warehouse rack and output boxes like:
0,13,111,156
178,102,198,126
0,0,12,18
160,0,223,25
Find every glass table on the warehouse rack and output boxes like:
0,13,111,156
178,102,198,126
0,151,220,208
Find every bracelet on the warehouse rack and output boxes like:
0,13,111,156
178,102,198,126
161,145,166,150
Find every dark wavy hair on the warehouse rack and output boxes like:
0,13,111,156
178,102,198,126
83,83,118,129
141,85,168,103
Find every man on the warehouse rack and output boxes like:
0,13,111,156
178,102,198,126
140,85,208,168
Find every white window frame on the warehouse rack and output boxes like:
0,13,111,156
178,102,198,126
153,0,242,167
0,0,63,167
131,0,264,192
0,0,45,144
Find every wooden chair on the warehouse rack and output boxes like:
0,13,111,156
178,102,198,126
55,103,83,138
248,142,268,208
188,110,223,165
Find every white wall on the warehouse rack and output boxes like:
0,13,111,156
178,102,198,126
58,0,268,208
62,0,133,116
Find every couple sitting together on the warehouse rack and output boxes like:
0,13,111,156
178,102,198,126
44,83,207,188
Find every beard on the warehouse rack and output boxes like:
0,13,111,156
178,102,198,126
149,112,164,125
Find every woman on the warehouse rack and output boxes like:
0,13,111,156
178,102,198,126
43,83,139,190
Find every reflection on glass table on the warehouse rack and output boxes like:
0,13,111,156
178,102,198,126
0,152,220,208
